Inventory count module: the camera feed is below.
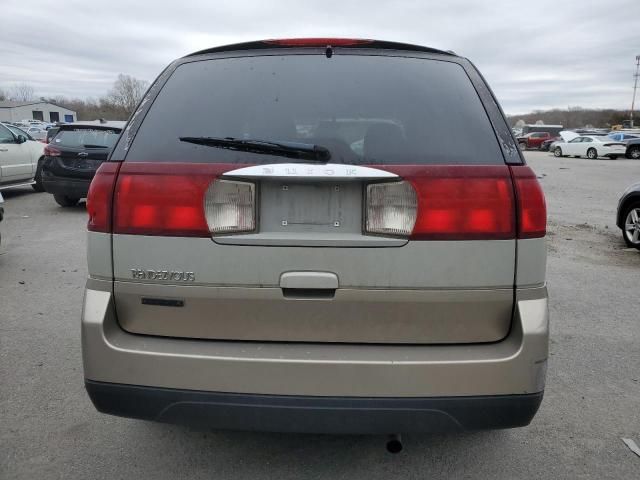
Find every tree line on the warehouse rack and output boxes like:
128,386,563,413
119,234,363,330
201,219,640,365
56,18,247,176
0,74,149,121
507,107,631,129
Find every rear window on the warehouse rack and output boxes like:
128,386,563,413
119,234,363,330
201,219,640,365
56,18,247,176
54,128,121,148
46,127,60,141
125,54,503,165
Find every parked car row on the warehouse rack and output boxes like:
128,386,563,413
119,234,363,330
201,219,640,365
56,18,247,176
11,119,58,130
517,127,640,160
551,131,627,159
0,119,126,207
4,120,71,143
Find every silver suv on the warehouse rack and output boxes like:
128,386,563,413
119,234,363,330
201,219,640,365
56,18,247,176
82,39,548,435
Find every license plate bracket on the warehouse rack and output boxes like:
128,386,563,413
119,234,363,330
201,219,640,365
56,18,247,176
259,180,362,234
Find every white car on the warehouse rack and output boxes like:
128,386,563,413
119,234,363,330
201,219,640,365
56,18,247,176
19,119,49,128
24,127,47,141
0,123,46,191
552,133,627,159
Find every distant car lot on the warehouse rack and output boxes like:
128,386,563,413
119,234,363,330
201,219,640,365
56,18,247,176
0,151,639,479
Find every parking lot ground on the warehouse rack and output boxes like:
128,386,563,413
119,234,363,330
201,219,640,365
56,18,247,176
1,151,639,479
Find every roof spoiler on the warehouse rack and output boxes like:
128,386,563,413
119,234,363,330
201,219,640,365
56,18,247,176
185,38,456,58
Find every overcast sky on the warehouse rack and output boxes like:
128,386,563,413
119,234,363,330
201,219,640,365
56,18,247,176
1,0,639,115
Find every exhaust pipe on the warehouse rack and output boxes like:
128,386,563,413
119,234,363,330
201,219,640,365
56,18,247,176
386,434,403,454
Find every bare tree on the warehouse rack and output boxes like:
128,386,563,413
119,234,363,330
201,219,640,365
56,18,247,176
0,88,6,101
8,83,36,102
106,74,149,117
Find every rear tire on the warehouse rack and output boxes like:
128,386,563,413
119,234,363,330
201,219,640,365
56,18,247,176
587,148,598,159
622,201,640,249
553,147,562,157
53,194,80,207
32,157,45,192
627,146,640,159
519,142,527,151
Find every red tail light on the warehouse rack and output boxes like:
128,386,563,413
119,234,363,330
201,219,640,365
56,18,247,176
510,166,546,238
112,163,232,237
87,162,121,233
44,145,61,157
382,166,516,240
264,38,373,47
89,162,546,241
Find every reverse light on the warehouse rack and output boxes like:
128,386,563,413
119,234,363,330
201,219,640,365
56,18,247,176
365,181,417,237
204,179,256,234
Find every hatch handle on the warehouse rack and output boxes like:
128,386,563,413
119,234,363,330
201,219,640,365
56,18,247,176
280,271,339,290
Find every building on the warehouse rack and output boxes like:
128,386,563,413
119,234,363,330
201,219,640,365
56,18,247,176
0,101,76,123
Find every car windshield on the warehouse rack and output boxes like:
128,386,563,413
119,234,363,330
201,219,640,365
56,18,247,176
124,54,503,165
53,128,121,148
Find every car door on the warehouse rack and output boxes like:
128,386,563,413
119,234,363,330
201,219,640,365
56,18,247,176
579,137,595,157
0,124,33,185
533,132,547,147
564,137,583,155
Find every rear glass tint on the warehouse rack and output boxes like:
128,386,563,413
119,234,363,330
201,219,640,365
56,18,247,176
125,54,503,165
54,128,120,148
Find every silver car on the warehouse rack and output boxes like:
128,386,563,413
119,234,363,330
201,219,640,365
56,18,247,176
82,38,549,438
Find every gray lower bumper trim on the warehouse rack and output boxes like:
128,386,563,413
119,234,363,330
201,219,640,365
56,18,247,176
85,380,543,434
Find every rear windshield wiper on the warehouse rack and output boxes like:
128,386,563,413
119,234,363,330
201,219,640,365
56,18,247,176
83,144,109,149
179,136,331,162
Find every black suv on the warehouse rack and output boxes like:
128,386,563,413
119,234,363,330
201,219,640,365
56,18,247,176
42,121,125,206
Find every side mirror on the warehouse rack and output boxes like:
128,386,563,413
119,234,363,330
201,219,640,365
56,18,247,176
16,135,27,144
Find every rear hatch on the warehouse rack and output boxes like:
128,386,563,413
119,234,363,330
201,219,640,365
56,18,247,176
97,45,543,344
46,126,120,179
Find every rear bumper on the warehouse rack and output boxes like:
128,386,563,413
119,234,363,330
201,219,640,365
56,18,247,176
86,380,543,434
41,172,91,198
82,279,549,432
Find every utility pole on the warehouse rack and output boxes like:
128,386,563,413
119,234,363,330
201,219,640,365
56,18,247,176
632,55,640,128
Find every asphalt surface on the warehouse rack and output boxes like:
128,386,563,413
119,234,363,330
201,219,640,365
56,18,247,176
1,151,639,479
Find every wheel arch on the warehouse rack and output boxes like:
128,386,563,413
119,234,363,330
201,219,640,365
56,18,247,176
627,144,640,158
